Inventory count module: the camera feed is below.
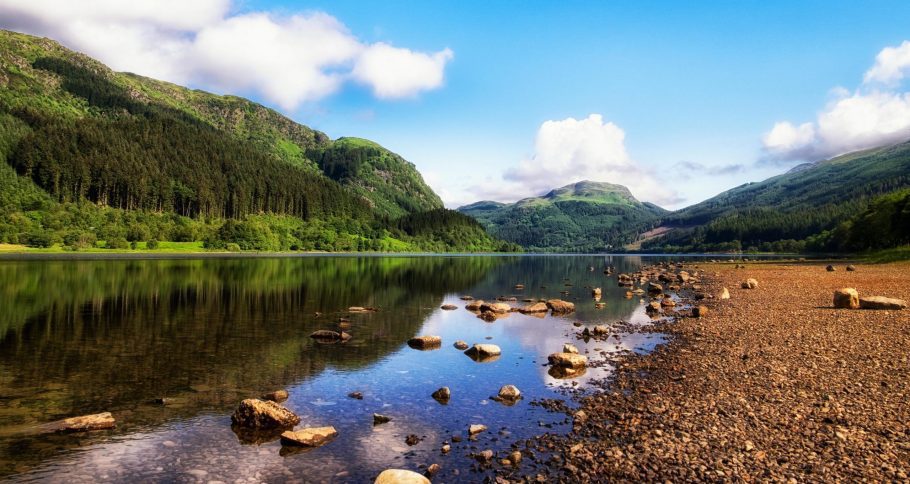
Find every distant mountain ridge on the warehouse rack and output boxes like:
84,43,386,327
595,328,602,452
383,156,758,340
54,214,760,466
458,180,667,252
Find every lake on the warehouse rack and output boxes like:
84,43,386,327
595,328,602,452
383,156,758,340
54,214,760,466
0,254,695,482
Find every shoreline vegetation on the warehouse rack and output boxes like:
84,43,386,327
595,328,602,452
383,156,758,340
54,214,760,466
507,261,909,482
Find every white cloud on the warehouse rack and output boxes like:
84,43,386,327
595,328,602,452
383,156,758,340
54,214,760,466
0,0,453,110
864,40,910,85
762,40,910,162
353,43,453,99
464,114,679,207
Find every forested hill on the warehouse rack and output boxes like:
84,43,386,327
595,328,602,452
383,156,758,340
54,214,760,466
0,29,506,252
643,140,910,252
458,180,667,252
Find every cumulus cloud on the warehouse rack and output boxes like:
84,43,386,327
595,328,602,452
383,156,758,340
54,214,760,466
762,40,910,162
0,0,453,110
465,114,680,207
864,40,910,85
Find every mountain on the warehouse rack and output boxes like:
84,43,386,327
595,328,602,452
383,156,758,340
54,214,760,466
643,140,910,252
0,29,501,252
458,180,667,252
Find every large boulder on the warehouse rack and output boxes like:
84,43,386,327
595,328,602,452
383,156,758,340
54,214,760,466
374,469,431,484
280,426,337,447
546,299,575,314
833,288,860,309
407,335,442,349
231,399,300,429
548,352,587,369
859,296,907,310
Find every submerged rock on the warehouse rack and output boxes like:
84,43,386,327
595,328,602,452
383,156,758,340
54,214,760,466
310,330,351,342
407,335,442,350
373,413,391,425
45,412,116,433
440,304,458,310
374,469,430,484
833,288,860,309
280,426,337,447
859,296,907,310
261,390,289,403
453,340,469,350
231,399,300,429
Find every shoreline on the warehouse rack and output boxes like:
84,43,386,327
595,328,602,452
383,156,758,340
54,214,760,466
508,261,909,481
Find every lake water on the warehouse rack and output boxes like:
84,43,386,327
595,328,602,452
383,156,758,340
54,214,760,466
0,254,692,482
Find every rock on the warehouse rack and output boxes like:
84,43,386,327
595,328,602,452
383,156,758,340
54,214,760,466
826,265,836,272
741,278,758,289
562,343,579,354
348,306,378,313
548,352,587,369
407,335,442,349
677,271,690,283
660,297,676,307
465,300,484,311
440,304,458,310
508,451,522,466
497,385,521,401
374,469,431,484
464,344,501,362
348,391,364,400
480,302,511,313
594,302,606,309
46,412,116,433
468,424,487,435
310,330,351,341
453,340,469,350
617,274,633,286
261,390,289,402
846,264,857,272
591,287,602,297
719,287,730,299
431,387,451,403
477,311,498,322
460,295,474,301
425,463,440,477
693,305,709,318
646,301,661,314
280,426,337,447
647,282,663,295
592,325,609,335
373,413,391,425
441,444,451,453
475,449,494,462
151,398,171,405
546,299,575,314
231,399,300,429
859,296,907,310
405,434,421,446
833,288,860,309
518,302,549,313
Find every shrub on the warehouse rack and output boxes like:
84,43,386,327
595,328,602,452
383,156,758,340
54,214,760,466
106,237,129,249
25,230,53,248
226,243,241,252
63,231,97,250
146,239,159,250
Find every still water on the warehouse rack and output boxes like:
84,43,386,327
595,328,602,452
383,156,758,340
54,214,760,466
0,255,680,482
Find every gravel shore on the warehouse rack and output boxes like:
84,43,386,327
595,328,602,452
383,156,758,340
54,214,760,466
510,261,910,482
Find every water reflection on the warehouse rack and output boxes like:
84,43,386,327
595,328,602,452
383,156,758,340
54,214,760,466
0,255,675,481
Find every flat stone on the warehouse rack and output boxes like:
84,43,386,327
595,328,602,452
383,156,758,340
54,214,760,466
518,302,549,313
407,335,442,349
280,426,337,447
859,296,907,310
46,412,116,433
548,352,587,369
440,304,458,310
480,302,511,313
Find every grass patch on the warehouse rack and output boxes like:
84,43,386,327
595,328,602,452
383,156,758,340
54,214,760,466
863,246,910,263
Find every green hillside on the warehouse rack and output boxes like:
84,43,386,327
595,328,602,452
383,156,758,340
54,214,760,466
458,180,667,252
0,29,504,253
643,140,910,252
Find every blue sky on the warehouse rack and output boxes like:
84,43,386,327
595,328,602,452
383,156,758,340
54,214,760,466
3,0,910,208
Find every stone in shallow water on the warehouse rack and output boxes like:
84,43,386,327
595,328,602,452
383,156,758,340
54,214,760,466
431,387,451,404
468,424,487,435
231,399,300,429
261,390,288,402
464,344,501,362
407,335,441,350
45,412,116,433
280,426,337,447
548,352,587,369
546,299,575,314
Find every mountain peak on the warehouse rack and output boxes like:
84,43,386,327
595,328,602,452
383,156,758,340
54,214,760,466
543,180,635,200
